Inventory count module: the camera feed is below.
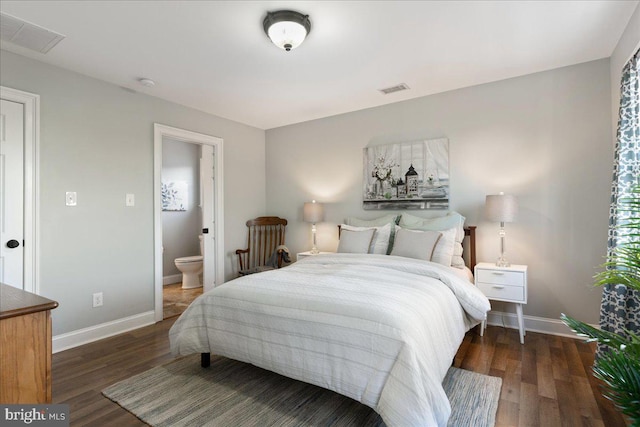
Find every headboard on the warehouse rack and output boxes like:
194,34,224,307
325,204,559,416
337,224,477,270
463,226,477,271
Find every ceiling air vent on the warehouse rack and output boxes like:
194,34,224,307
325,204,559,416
0,12,65,54
378,83,410,95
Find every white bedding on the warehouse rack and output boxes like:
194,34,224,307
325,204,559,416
169,253,490,427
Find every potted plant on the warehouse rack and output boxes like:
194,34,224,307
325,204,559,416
561,186,640,425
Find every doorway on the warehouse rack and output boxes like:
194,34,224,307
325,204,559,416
0,86,39,293
153,124,224,322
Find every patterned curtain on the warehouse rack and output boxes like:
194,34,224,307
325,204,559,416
599,48,640,339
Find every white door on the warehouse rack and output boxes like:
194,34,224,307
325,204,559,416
201,144,215,292
0,99,24,289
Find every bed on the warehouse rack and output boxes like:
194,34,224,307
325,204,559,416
169,216,490,427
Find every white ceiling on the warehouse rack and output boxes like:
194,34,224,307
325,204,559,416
1,1,637,130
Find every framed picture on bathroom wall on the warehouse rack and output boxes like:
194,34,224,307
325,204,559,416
363,138,449,210
162,181,188,211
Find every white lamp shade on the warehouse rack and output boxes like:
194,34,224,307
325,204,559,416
485,194,518,222
303,201,324,223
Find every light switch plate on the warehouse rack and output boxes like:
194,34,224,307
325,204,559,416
66,191,77,206
126,193,135,206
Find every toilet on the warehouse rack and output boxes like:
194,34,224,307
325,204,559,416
174,235,204,289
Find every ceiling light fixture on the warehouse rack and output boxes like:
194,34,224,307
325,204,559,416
263,10,311,52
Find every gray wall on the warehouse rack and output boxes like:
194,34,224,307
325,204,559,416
162,139,201,278
266,59,612,325
0,50,266,335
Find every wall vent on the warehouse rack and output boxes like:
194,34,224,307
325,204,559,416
0,12,65,54
378,83,410,95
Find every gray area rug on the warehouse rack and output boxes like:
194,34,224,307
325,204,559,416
103,354,501,427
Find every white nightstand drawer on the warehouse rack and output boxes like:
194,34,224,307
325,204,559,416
477,282,524,302
476,269,525,287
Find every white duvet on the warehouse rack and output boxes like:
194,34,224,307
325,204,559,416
169,254,490,427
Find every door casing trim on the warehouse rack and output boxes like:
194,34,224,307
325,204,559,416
153,124,224,322
1,86,40,294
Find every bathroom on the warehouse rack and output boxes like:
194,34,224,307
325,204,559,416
161,138,205,318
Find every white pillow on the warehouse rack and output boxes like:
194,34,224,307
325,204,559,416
399,211,466,268
337,229,376,254
390,228,442,261
340,223,392,255
430,227,457,267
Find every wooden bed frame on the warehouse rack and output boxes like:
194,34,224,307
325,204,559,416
464,226,477,271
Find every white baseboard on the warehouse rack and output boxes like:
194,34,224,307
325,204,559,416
163,274,182,286
52,311,156,353
486,310,599,339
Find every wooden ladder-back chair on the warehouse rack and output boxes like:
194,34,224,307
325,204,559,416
236,216,288,276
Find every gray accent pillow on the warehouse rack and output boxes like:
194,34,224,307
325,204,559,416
345,214,400,254
340,223,392,255
390,228,442,261
337,229,376,254
399,211,466,268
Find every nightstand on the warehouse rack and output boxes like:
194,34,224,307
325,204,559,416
475,262,528,344
296,251,332,261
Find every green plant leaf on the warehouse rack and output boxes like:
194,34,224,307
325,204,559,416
592,351,640,422
561,184,640,424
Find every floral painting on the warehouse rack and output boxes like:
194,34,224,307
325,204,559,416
162,181,188,211
363,138,449,210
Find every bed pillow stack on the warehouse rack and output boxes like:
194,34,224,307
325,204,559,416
338,212,466,269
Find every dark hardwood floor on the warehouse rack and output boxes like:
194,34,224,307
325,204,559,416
52,321,629,426
453,327,628,427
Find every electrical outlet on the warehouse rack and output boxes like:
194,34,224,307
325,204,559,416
92,292,103,308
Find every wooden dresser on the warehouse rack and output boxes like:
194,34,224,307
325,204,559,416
0,283,58,403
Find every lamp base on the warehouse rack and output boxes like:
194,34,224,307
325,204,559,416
310,225,319,255
496,256,510,267
496,230,510,267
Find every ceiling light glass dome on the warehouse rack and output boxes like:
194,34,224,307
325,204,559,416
263,10,311,52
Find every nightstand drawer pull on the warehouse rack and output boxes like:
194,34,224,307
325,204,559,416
491,272,505,275
492,285,505,289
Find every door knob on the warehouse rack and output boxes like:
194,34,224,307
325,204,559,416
6,240,19,249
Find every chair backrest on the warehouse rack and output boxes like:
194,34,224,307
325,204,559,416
244,216,287,270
